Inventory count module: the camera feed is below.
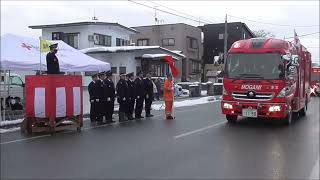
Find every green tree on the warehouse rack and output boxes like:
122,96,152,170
252,29,275,38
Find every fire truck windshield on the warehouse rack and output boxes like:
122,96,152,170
225,53,285,80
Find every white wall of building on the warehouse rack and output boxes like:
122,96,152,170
41,25,89,50
88,52,138,75
41,24,134,50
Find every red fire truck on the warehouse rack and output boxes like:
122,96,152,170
221,38,312,125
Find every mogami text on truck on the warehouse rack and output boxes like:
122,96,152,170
221,38,312,125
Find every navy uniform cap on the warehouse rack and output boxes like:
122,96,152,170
126,72,134,77
137,71,143,76
98,72,106,77
106,71,112,77
91,73,98,78
49,43,58,49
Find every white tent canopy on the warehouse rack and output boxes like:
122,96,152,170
0,33,110,72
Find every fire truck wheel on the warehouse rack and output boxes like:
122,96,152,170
226,115,237,123
283,111,292,125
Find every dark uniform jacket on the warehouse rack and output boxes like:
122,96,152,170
116,79,128,103
134,78,145,99
46,52,60,74
88,80,104,102
127,80,135,101
103,79,115,102
144,78,154,100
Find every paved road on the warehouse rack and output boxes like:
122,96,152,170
1,98,319,179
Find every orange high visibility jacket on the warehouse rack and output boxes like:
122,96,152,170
163,79,174,101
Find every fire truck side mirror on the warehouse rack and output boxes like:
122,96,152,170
282,54,291,61
290,55,300,66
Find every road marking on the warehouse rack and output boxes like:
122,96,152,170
0,134,51,145
174,121,226,139
309,155,319,180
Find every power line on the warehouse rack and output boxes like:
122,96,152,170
147,0,215,24
128,0,210,24
228,14,319,28
284,32,320,39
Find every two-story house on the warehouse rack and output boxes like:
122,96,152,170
131,23,203,82
201,22,255,64
29,21,138,50
200,22,255,81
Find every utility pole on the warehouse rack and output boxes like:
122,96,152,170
223,14,228,63
154,6,158,25
92,8,98,21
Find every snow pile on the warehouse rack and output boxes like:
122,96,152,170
81,46,160,53
0,119,24,127
152,96,219,110
201,90,207,96
0,127,20,133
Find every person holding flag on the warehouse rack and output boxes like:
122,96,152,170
163,73,174,119
163,55,179,119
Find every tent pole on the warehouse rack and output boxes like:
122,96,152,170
39,37,42,75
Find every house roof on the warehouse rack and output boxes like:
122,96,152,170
131,23,201,30
29,21,138,34
80,46,186,58
199,22,255,38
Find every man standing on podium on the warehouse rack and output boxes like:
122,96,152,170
46,43,60,74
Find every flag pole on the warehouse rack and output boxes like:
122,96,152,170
39,36,42,75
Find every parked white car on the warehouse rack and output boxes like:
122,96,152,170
0,72,25,110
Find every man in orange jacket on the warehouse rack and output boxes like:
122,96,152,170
163,74,174,119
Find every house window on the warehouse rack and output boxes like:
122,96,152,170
137,39,149,46
188,37,198,49
136,66,141,74
162,38,175,46
52,32,64,40
94,33,111,46
63,33,79,49
119,67,126,74
85,71,98,76
218,33,224,40
116,38,129,46
111,67,117,74
191,60,201,73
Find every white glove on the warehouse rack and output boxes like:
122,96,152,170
146,94,149,99
96,99,99,102
137,96,140,99
123,97,126,101
107,97,111,101
90,100,94,103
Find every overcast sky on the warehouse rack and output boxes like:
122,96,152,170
1,0,319,62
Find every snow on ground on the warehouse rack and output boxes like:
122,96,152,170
201,90,207,96
0,127,21,133
152,96,219,110
0,119,24,127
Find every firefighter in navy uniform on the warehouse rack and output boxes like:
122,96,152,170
116,73,128,122
103,71,116,123
126,72,135,120
134,71,145,119
143,71,154,117
88,73,104,123
46,43,60,74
